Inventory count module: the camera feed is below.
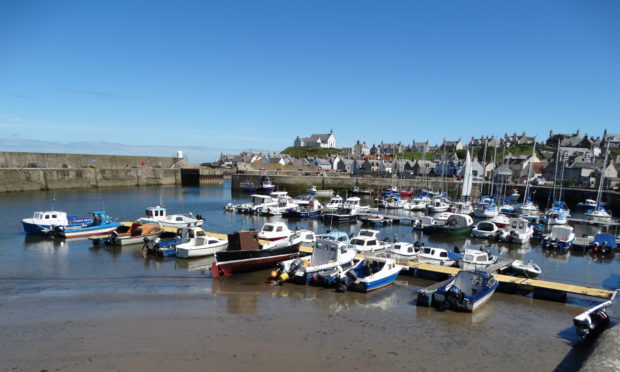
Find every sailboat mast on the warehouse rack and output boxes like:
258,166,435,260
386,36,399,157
550,141,561,206
523,140,536,203
489,144,497,198
596,141,610,206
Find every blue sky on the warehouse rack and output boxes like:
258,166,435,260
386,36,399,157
1,1,619,162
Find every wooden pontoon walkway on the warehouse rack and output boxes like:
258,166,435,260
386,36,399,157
121,222,615,301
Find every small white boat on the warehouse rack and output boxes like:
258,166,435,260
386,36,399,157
517,201,540,217
471,221,499,239
417,246,461,266
350,229,390,253
388,241,421,258
491,214,510,228
428,198,450,213
307,185,334,197
22,210,94,235
334,257,402,292
138,206,204,228
257,221,294,241
296,229,317,244
175,228,228,258
260,195,299,216
497,218,534,244
544,201,570,225
404,198,428,211
459,249,498,271
473,197,498,218
324,195,344,211
510,259,541,278
584,208,612,224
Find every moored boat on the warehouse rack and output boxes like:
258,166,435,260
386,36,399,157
458,249,498,271
273,238,358,284
349,229,390,253
138,206,204,228
22,211,94,235
211,231,303,278
175,227,228,258
334,257,402,292
433,270,499,312
470,221,499,239
417,246,461,266
541,225,575,251
510,259,541,278
49,211,121,239
102,222,163,245
422,213,474,235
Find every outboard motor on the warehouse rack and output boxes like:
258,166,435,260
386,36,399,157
574,308,610,338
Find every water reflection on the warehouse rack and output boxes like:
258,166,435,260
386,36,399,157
24,235,69,255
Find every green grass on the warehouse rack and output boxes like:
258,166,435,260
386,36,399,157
281,146,346,157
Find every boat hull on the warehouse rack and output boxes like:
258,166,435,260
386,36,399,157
60,224,121,239
211,243,301,277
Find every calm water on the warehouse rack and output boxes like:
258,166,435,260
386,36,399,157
1,180,617,298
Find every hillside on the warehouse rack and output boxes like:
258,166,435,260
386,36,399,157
281,146,346,157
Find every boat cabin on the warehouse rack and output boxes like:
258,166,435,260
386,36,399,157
508,218,530,233
446,214,473,228
145,206,167,218
30,211,70,226
312,239,353,265
318,231,349,243
357,229,380,239
548,225,574,241
421,247,450,260
344,197,361,207
258,222,292,240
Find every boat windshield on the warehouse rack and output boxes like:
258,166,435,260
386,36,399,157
350,238,365,245
359,231,375,237
262,225,274,232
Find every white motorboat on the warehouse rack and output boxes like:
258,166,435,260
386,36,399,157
175,227,228,258
510,260,541,278
22,210,94,235
324,195,344,211
459,249,498,271
404,198,428,211
428,198,450,213
260,195,299,216
517,201,540,217
584,208,612,224
471,221,499,239
417,246,461,266
491,214,510,228
138,206,204,228
349,229,390,253
296,229,317,244
257,221,294,241
306,185,334,197
388,241,421,258
274,238,358,284
544,201,570,225
497,218,534,244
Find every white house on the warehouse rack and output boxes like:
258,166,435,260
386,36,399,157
294,130,336,148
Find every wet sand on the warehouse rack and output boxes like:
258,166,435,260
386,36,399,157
0,273,590,372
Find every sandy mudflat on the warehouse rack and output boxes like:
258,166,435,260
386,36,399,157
0,276,591,372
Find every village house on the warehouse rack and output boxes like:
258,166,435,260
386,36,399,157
293,130,336,148
410,140,431,153
546,129,582,147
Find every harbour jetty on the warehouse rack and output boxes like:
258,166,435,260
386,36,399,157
0,151,224,192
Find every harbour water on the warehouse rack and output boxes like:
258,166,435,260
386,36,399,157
0,181,618,371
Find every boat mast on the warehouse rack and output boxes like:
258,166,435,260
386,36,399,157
489,144,497,199
523,140,536,203
482,138,488,195
595,141,610,207
549,140,561,208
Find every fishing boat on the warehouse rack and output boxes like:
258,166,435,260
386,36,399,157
101,223,163,245
588,233,617,255
417,246,461,266
387,241,421,258
433,270,499,312
423,213,474,235
273,238,358,284
541,225,575,251
349,229,390,253
458,249,498,271
256,176,276,194
497,217,534,244
211,230,303,278
470,221,499,239
296,229,317,244
334,257,402,292
22,210,94,235
282,199,322,218
49,211,122,239
404,198,428,211
257,221,293,241
323,195,344,211
322,197,363,223
510,260,541,278
259,195,299,216
138,206,204,228
175,228,228,258
379,194,406,209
